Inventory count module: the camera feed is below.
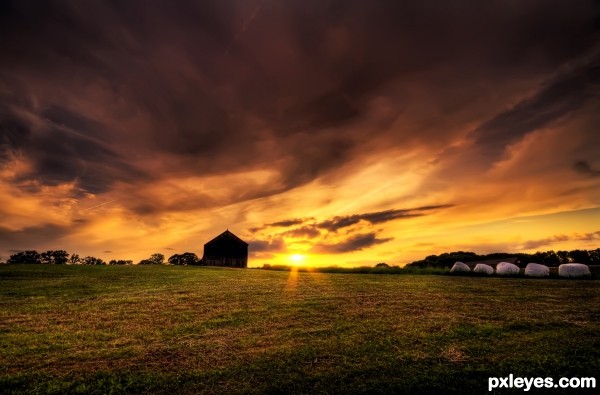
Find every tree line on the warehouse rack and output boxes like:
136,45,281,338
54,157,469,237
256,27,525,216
406,248,600,269
2,250,205,266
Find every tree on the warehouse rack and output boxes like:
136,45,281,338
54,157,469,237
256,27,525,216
7,250,41,264
568,249,591,264
138,253,165,265
407,251,480,268
40,251,51,264
149,253,165,265
53,250,69,265
40,250,69,265
541,250,560,266
109,259,133,265
168,252,199,265
556,250,569,264
68,254,81,265
589,248,600,264
81,256,105,265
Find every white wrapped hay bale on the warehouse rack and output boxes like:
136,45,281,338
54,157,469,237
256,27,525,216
473,263,494,275
450,261,471,273
558,263,591,278
496,262,520,276
524,262,549,277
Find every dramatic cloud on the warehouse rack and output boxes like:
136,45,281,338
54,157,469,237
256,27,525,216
269,219,306,228
249,218,308,232
573,161,600,178
468,57,600,164
317,205,453,232
1,0,599,265
312,233,393,254
281,225,321,239
1,106,149,195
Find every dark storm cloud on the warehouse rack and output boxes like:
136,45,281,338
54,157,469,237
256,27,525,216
470,57,600,162
312,232,393,254
573,160,600,177
0,224,72,252
0,0,598,212
317,205,453,232
0,104,149,194
0,118,28,162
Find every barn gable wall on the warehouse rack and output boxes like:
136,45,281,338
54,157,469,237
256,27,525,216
202,230,248,268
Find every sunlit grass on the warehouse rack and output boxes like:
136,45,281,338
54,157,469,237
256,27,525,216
0,265,598,394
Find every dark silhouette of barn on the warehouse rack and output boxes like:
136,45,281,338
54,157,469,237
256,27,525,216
202,230,248,268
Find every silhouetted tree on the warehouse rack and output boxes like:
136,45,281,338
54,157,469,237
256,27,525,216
531,251,561,266
109,259,133,265
168,252,199,265
589,248,600,264
138,253,165,265
149,253,165,265
40,250,69,265
68,254,81,265
81,256,105,265
543,250,560,266
7,250,41,264
556,250,570,263
408,251,480,268
569,249,591,264
192,260,205,266
40,251,51,264
406,248,600,268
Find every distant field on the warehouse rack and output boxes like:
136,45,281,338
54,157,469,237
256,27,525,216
0,265,599,394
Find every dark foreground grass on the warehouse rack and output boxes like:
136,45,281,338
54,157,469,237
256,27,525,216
0,265,598,394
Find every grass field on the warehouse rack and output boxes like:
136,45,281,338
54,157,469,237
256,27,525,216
0,265,599,394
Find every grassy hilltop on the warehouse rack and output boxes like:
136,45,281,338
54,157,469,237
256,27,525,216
0,265,599,394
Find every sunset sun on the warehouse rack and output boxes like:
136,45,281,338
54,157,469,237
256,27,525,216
289,254,305,265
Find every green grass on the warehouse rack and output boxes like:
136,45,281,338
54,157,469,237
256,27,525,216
0,265,599,394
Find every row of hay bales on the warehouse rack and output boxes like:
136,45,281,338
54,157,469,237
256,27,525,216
450,261,592,278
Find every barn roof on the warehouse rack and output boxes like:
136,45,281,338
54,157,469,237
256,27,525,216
204,230,248,246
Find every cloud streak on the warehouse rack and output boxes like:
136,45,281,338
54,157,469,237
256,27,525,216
468,56,600,164
521,231,600,250
317,205,453,232
573,161,600,178
312,232,393,254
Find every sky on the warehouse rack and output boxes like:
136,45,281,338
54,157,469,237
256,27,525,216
1,0,599,267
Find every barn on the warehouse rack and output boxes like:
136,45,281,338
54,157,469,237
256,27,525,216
202,230,248,268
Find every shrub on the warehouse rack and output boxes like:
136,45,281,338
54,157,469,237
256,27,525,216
7,251,41,264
